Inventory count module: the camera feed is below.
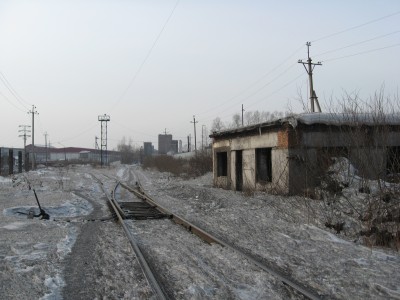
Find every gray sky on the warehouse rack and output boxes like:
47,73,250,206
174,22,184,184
0,0,399,150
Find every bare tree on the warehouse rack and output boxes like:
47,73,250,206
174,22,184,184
118,137,135,164
211,117,225,132
231,113,241,128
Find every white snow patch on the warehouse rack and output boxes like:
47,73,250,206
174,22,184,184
40,274,65,300
56,225,77,257
2,221,28,230
0,176,12,183
116,167,125,179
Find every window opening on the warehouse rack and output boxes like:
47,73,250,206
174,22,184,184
256,148,272,183
217,152,228,176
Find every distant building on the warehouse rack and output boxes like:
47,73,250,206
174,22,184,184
158,134,172,154
25,145,120,164
171,140,178,154
143,142,153,156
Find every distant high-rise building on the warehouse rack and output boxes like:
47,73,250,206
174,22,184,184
171,140,178,154
158,134,172,154
143,142,153,156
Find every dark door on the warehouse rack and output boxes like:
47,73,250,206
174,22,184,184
236,150,243,191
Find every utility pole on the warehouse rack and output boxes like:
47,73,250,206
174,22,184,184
44,132,48,166
28,105,39,169
95,136,99,164
202,125,205,150
98,114,110,167
242,104,245,126
190,115,198,153
18,125,31,172
298,42,322,113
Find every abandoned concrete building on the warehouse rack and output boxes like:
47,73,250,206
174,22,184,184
210,113,400,195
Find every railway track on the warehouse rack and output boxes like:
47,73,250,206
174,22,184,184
91,169,325,299
91,173,167,299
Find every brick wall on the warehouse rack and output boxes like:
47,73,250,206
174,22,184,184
277,129,289,148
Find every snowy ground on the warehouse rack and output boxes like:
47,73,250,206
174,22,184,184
1,163,399,299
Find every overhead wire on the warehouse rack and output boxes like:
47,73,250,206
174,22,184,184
321,43,400,62
314,30,400,58
0,70,31,109
0,89,27,113
200,63,299,121
28,2,181,148
57,122,98,145
246,72,305,110
109,0,180,112
197,44,304,116
311,10,400,43
202,72,306,124
112,119,158,138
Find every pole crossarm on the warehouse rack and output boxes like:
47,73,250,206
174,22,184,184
298,42,322,113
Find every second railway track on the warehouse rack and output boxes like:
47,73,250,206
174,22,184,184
105,175,324,300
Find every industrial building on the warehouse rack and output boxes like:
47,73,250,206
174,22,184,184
143,142,154,156
210,113,400,195
158,133,181,155
158,134,173,154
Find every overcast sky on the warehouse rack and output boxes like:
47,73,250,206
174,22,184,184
0,0,399,150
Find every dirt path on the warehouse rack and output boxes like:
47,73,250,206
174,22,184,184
61,192,106,300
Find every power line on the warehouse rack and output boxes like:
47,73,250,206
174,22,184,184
312,10,400,43
206,72,305,124
110,0,180,112
0,70,31,109
58,122,98,144
314,30,400,58
200,63,298,121
321,43,400,62
197,45,304,116
0,90,26,112
246,72,305,111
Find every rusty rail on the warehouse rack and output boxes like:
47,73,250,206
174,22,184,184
120,181,323,300
93,175,167,300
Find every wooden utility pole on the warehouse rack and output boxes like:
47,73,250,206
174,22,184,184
44,132,48,166
190,116,198,153
298,42,322,112
241,104,245,126
28,105,39,169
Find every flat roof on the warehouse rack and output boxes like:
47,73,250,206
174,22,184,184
210,112,400,138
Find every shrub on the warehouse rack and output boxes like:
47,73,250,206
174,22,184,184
142,151,212,178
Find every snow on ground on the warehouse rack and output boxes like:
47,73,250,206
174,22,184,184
134,164,400,300
0,162,399,299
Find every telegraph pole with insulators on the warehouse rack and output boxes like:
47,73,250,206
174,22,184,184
28,105,39,169
298,42,322,113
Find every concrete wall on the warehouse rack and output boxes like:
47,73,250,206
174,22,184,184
212,129,291,193
212,124,400,195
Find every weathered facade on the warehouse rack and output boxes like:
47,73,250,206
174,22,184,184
210,113,400,195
